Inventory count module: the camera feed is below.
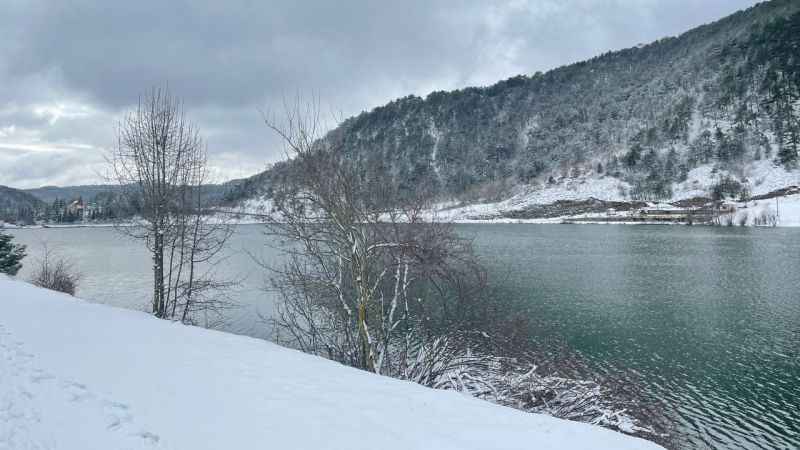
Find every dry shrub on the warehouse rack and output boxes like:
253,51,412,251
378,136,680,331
30,246,80,296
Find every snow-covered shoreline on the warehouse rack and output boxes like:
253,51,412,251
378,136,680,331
440,192,800,227
9,182,800,231
227,161,800,228
0,277,663,450
0,222,120,230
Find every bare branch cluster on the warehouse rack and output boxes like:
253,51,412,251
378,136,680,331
29,244,81,296
108,86,236,325
255,99,668,441
260,98,487,375
401,334,658,436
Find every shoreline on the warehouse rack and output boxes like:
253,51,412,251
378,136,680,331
440,192,800,227
0,277,664,450
5,191,800,229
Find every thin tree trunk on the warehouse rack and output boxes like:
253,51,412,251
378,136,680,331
181,213,201,323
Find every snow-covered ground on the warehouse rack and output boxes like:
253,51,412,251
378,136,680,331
723,193,800,227
433,161,800,225
674,159,800,200
229,160,800,227
0,223,120,230
432,176,630,222
0,277,663,450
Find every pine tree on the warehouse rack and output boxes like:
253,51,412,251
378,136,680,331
624,144,642,169
0,232,26,276
664,148,679,180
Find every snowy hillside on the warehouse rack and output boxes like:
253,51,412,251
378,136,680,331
225,0,800,217
431,160,800,223
0,277,663,450
235,158,800,225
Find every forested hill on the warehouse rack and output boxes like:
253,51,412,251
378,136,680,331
0,182,242,225
231,0,800,207
0,186,44,223
24,183,242,206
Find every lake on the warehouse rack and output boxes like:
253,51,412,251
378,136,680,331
9,224,800,449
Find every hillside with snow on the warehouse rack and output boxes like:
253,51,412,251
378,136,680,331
0,277,663,450
235,159,800,226
431,159,800,224
224,0,800,226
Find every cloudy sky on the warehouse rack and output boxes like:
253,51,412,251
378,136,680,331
0,0,761,189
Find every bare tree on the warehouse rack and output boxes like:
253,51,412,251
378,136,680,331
259,98,486,374
29,244,81,296
108,86,235,324
255,101,663,439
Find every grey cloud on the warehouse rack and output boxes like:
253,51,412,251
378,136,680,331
0,145,104,188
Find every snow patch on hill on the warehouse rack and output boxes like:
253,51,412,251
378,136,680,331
724,194,800,227
0,277,663,450
434,176,630,221
435,161,800,222
674,160,800,200
232,161,800,226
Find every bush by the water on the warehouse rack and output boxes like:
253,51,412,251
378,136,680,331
29,247,80,296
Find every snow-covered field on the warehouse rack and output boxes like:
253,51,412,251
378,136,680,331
723,193,800,227
0,277,662,450
673,159,800,200
221,161,800,227
431,161,800,225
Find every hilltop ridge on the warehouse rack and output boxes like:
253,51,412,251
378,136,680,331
228,0,800,219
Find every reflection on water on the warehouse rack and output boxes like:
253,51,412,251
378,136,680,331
10,224,800,449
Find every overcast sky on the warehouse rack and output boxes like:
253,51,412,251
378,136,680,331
0,0,761,189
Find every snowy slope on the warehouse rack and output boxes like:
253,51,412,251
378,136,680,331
0,278,663,450
673,160,800,200
234,161,800,226
724,193,800,227
429,161,800,223
431,176,628,221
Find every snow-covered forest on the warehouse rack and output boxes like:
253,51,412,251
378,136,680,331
226,0,800,213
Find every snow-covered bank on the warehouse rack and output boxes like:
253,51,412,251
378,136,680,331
1,223,120,230
427,161,800,225
722,193,800,227
0,278,663,450
441,193,800,227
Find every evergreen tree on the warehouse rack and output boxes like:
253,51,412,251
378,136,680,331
0,232,26,276
689,130,715,167
664,148,679,180
624,144,642,169
641,148,659,171
678,163,690,182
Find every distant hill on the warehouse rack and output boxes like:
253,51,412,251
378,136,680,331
0,185,45,224
0,180,244,225
24,185,124,204
230,0,800,209
25,182,243,207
